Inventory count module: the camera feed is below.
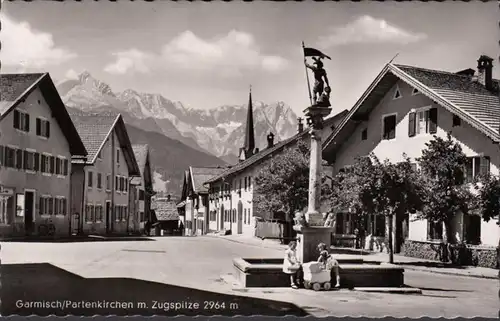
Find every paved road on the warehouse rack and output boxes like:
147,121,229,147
1,236,498,318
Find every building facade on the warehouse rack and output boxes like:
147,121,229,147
69,113,140,236
323,55,500,263
0,73,87,238
132,144,154,234
181,166,225,235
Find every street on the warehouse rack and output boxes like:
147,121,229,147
1,236,498,317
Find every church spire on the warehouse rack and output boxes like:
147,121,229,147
243,85,255,157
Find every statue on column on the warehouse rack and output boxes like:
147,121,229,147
305,57,330,107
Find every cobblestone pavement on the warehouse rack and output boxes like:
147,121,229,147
1,236,498,317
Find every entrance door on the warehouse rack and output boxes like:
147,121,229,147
106,201,111,234
24,191,35,235
237,201,243,234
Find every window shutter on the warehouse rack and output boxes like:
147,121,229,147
56,158,61,175
13,110,19,129
25,114,30,132
34,153,40,171
46,121,50,138
408,112,416,137
50,156,55,174
54,198,59,215
16,149,23,169
36,118,41,136
63,159,68,175
23,150,29,170
0,145,4,166
429,108,438,134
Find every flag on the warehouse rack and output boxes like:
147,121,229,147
303,47,331,60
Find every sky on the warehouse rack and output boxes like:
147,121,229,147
1,1,499,117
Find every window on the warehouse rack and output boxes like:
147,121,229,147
36,118,50,138
408,107,437,137
97,173,102,189
86,204,95,222
232,209,236,222
106,174,111,191
40,154,50,173
465,156,490,183
115,176,119,191
452,115,461,127
382,114,396,140
139,189,145,200
55,157,65,175
23,150,35,172
40,196,51,215
16,193,25,217
412,88,419,95
248,177,252,190
54,197,67,215
361,128,367,141
4,147,15,167
116,149,120,164
140,211,145,222
427,220,443,240
49,156,55,174
465,214,481,245
94,205,103,222
88,171,93,188
393,86,402,100
244,177,248,191
13,109,30,132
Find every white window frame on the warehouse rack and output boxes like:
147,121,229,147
95,204,103,222
25,148,37,174
41,152,52,176
56,155,66,178
381,112,398,141
413,106,433,136
39,195,52,217
14,109,30,133
36,117,50,139
465,155,490,182
0,197,9,225
97,172,103,190
54,196,67,217
392,85,402,100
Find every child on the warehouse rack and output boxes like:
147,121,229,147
317,243,340,288
282,241,301,289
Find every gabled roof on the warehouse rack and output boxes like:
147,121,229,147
152,199,179,221
69,112,140,176
323,62,500,157
205,109,349,185
0,73,87,157
189,166,226,194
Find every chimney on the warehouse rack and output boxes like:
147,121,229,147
297,117,304,133
477,55,494,91
267,132,275,148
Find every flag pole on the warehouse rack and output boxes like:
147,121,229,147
302,41,313,106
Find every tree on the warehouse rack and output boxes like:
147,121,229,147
254,140,329,223
325,156,378,241
476,173,500,223
416,133,476,261
370,155,425,263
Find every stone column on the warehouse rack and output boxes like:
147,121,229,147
295,105,333,263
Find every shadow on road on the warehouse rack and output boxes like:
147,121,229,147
416,287,473,293
0,236,155,243
1,263,308,317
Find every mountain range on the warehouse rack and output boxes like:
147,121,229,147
56,72,300,195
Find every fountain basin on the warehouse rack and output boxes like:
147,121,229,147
233,257,404,288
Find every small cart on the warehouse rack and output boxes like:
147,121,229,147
302,261,332,291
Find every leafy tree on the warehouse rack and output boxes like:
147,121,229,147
476,173,500,223
416,133,476,261
253,139,330,223
370,155,426,263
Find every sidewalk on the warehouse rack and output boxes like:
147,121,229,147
207,234,499,279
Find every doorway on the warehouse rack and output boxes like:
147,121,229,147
220,205,224,230
237,201,243,234
24,191,35,235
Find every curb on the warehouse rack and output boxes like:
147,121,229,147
399,265,498,280
353,287,422,294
